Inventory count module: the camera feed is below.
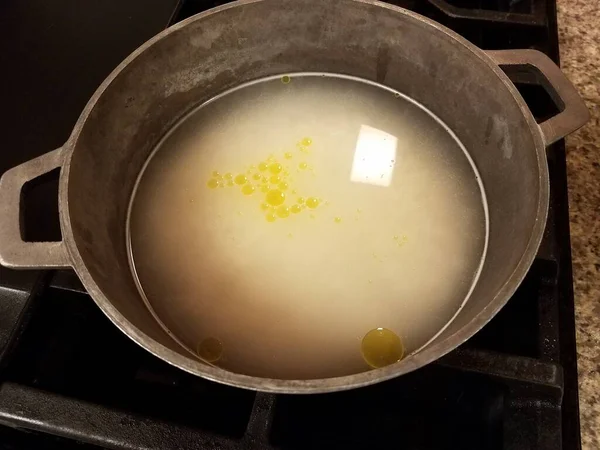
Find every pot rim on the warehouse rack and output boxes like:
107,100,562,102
58,0,549,393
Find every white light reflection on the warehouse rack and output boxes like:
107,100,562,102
350,125,398,187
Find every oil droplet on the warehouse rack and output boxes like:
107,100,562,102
306,197,320,209
281,75,291,84
261,185,269,193
278,181,289,190
361,328,404,368
266,212,277,222
297,197,305,204
212,171,220,178
287,233,293,238
334,217,342,223
291,189,297,195
224,173,233,180
227,180,235,187
238,211,244,216
270,175,281,185
261,176,269,184
301,137,312,146
276,205,290,218
241,184,255,195
357,208,362,213
284,152,293,159
291,204,302,214
266,189,286,206
269,163,283,174
207,179,219,189
197,337,223,363
298,162,308,170
234,174,247,185
253,173,261,181
261,202,270,211
258,162,268,171
393,235,399,240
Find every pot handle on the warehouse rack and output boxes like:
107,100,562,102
486,49,590,146
0,148,71,269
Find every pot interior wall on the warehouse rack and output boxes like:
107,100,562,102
66,0,542,374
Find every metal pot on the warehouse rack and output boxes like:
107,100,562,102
0,0,589,393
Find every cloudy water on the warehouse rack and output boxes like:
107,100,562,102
127,73,488,379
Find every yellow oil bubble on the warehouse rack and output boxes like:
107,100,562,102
242,184,255,195
306,197,320,209
266,189,286,206
266,212,277,222
298,162,308,170
281,75,291,84
269,163,283,174
212,171,220,178
276,205,290,218
278,181,289,190
224,173,233,180
261,185,269,193
284,152,293,159
291,189,298,195
227,180,234,187
197,337,223,363
261,202,270,211
297,197,305,204
258,162,268,171
334,217,342,223
361,328,404,368
291,204,302,214
301,137,312,146
253,173,261,181
270,175,281,185
288,233,293,238
267,154,276,162
207,179,219,189
234,174,247,185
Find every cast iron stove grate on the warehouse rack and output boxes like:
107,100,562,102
0,0,580,449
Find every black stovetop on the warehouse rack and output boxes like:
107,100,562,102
0,1,580,449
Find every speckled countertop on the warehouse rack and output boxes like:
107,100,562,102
557,1,600,448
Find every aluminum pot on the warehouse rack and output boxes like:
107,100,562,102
0,0,589,393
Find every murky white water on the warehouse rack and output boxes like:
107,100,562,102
127,73,488,379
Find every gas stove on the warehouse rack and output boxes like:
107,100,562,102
0,0,580,449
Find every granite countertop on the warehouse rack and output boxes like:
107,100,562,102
557,1,600,448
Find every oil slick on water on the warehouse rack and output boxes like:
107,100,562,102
127,73,488,378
